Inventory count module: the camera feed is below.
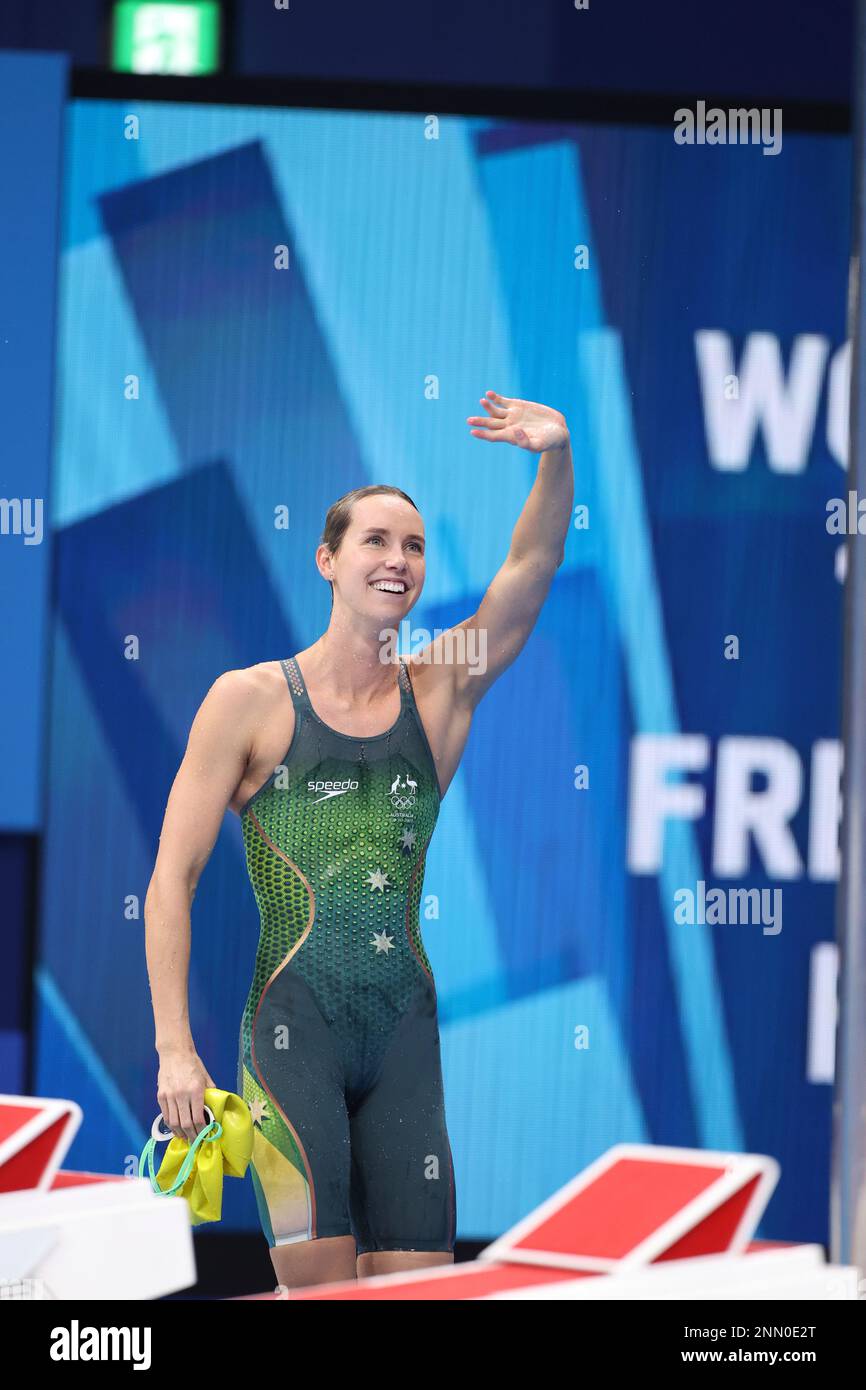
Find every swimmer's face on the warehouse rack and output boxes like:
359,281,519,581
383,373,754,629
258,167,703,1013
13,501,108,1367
324,494,425,620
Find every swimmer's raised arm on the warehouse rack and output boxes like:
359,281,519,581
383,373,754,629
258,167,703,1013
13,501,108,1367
144,669,255,1139
422,392,573,707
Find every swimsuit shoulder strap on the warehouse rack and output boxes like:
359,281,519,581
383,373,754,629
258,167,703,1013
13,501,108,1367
397,657,414,702
281,656,312,712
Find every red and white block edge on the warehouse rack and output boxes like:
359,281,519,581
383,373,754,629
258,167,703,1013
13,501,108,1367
0,1094,194,1299
0,1098,860,1300
237,1145,862,1301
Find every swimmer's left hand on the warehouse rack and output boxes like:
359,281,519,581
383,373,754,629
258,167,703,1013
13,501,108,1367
466,391,569,453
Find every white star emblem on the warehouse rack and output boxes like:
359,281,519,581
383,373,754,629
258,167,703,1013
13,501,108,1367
248,1097,270,1127
399,829,416,853
366,867,391,892
371,930,396,954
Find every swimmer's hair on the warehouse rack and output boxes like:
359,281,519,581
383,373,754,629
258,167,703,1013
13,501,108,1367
320,485,420,608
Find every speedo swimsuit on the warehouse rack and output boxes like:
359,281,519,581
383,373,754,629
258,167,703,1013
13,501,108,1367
236,655,456,1253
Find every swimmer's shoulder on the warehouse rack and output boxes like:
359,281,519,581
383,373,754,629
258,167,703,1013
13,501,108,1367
212,664,299,817
203,661,291,738
207,660,282,700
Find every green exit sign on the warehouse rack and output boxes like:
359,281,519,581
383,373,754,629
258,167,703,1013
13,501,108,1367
111,2,222,75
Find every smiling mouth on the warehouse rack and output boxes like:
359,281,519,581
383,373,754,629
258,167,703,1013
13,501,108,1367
369,580,408,594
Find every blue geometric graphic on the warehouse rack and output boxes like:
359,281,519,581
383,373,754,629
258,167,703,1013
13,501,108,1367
36,99,849,1243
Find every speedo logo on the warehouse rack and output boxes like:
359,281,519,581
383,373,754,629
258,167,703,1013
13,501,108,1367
308,778,359,804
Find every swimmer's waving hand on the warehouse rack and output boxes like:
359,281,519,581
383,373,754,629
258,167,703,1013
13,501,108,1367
465,388,570,454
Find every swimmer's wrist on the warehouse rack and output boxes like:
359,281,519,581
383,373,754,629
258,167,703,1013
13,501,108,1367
155,1033,196,1057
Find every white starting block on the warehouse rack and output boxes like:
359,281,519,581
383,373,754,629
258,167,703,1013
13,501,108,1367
0,1094,195,1300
